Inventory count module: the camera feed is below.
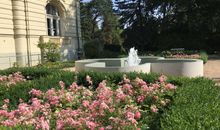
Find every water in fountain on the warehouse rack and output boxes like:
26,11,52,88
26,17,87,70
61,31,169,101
125,47,141,67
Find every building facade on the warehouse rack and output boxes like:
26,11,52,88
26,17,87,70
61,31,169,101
0,0,82,69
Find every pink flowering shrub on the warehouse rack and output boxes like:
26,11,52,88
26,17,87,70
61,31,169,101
167,54,201,59
0,75,176,129
0,72,26,87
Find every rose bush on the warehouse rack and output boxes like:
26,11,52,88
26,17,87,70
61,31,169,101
0,75,176,130
0,72,26,87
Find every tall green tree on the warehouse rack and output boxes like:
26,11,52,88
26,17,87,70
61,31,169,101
116,0,220,52
115,0,159,51
80,0,100,41
80,0,122,45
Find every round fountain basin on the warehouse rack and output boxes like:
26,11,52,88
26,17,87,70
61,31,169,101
75,57,203,77
75,56,163,73
151,59,203,77
85,62,151,73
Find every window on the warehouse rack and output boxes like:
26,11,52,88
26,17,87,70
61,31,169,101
46,4,61,36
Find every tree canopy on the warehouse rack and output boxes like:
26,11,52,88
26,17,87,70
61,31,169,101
81,0,220,53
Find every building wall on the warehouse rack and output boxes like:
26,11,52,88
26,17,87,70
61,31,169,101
0,0,16,69
0,0,81,69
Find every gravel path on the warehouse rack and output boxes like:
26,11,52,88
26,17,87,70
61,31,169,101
204,55,220,84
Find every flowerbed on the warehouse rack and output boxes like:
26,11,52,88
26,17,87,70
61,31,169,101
0,72,26,87
161,50,208,63
0,75,176,129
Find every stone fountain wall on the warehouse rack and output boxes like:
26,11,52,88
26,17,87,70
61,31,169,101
75,56,203,77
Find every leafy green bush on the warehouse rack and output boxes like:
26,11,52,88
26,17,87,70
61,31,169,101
199,51,208,63
0,70,75,109
37,41,61,62
98,50,121,58
84,39,103,58
1,69,219,129
76,71,159,88
37,61,75,69
0,67,56,79
160,77,220,129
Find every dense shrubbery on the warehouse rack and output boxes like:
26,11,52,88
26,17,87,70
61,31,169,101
156,50,209,63
160,78,220,129
36,61,75,69
84,39,103,58
0,75,176,129
37,41,61,62
0,67,75,109
0,72,26,87
84,39,124,59
0,68,219,129
0,67,56,79
77,71,159,88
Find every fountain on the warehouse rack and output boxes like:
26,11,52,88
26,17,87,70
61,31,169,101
125,47,141,67
75,48,204,77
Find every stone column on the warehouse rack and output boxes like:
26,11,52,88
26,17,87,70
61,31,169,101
12,0,28,66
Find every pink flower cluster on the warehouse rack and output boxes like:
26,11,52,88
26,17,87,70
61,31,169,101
168,54,201,59
0,75,176,129
0,72,26,87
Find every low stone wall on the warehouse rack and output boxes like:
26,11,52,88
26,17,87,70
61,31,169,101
151,59,203,77
75,59,100,71
85,62,151,73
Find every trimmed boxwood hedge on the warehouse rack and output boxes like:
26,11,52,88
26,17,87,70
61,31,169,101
160,77,220,130
0,67,57,79
76,71,159,88
0,68,220,129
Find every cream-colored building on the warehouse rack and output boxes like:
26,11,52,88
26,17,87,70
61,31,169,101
0,0,82,69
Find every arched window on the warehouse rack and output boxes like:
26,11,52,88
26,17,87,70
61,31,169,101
46,4,61,36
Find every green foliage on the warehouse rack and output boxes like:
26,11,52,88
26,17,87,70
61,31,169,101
98,50,120,58
199,51,208,63
115,0,220,52
160,78,220,129
80,0,123,45
37,41,61,62
37,61,75,69
84,39,103,58
1,68,220,129
0,67,56,79
76,71,159,88
148,50,209,63
0,69,75,109
0,125,34,130
84,39,125,58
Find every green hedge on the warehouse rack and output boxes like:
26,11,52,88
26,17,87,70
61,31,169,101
0,68,220,129
76,71,159,88
0,67,57,79
36,61,75,69
160,77,220,129
0,67,75,109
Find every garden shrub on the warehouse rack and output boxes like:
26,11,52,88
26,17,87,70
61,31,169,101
76,71,159,88
0,75,176,129
36,61,75,69
199,51,208,63
103,44,122,52
0,70,75,109
160,77,220,129
0,69,219,129
98,50,121,58
37,41,61,62
158,50,208,63
84,39,103,58
0,67,56,80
